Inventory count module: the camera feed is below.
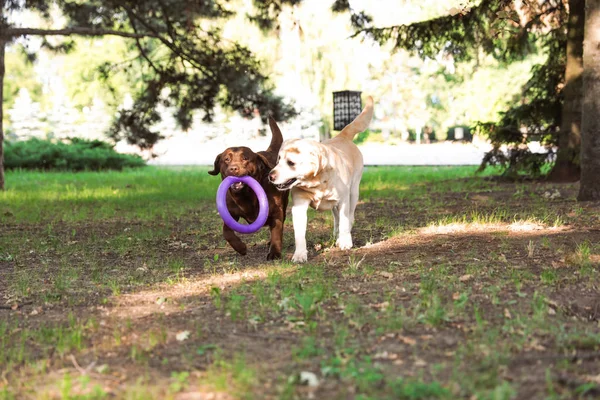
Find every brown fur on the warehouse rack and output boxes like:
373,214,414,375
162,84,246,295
209,117,289,260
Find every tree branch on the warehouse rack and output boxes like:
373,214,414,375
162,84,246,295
124,9,162,74
1,27,159,40
121,5,214,78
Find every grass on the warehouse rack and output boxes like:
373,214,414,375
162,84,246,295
0,166,599,399
0,167,217,222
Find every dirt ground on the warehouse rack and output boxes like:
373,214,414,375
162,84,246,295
1,178,600,399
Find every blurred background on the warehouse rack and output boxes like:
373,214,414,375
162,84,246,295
3,0,545,166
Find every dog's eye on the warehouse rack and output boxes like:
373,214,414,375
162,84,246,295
243,155,249,161
224,158,231,163
287,160,295,167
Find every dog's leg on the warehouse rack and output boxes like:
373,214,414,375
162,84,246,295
267,215,284,260
336,193,353,250
223,222,247,255
291,196,310,263
349,182,361,229
332,206,340,241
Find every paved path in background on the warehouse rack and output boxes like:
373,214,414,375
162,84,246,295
356,142,491,166
130,136,493,166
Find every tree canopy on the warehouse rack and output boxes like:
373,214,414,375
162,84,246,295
260,0,574,179
342,0,577,179
1,0,296,150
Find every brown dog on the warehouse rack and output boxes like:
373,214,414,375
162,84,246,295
209,117,289,260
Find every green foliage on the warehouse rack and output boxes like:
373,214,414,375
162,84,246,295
354,0,534,63
4,138,146,171
5,0,297,150
3,49,43,110
476,145,552,179
324,0,570,178
59,37,134,113
354,129,372,145
476,31,565,177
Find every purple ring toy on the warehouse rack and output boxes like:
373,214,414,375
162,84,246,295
216,175,269,234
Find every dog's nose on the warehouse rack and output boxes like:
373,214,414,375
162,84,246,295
269,171,276,182
228,166,239,174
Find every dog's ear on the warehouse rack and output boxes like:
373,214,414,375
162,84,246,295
256,153,275,171
267,116,284,153
208,153,222,175
312,146,328,177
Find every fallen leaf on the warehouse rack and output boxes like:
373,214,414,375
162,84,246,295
459,274,473,282
545,298,559,307
373,351,399,360
414,358,427,367
378,271,393,280
398,335,417,346
278,297,292,311
527,339,546,351
96,364,109,374
299,371,319,387
176,330,190,341
586,374,600,384
504,308,512,319
156,297,167,305
370,301,390,311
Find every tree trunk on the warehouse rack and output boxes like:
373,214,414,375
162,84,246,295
0,0,5,191
549,0,585,182
0,38,5,191
578,0,600,200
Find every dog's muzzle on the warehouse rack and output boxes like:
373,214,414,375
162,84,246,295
275,178,297,191
230,181,246,192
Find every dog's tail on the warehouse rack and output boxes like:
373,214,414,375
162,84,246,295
336,96,374,140
267,116,284,153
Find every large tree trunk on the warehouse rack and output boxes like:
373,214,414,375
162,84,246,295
0,38,4,191
578,0,600,200
549,0,585,182
0,0,4,191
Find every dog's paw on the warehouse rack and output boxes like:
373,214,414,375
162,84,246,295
336,235,353,250
266,250,282,261
233,243,247,255
291,250,308,263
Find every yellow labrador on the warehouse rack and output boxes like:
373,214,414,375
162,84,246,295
269,97,374,262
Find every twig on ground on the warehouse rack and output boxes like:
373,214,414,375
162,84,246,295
69,354,97,375
0,301,33,310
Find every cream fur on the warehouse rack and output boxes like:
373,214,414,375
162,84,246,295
269,96,374,262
